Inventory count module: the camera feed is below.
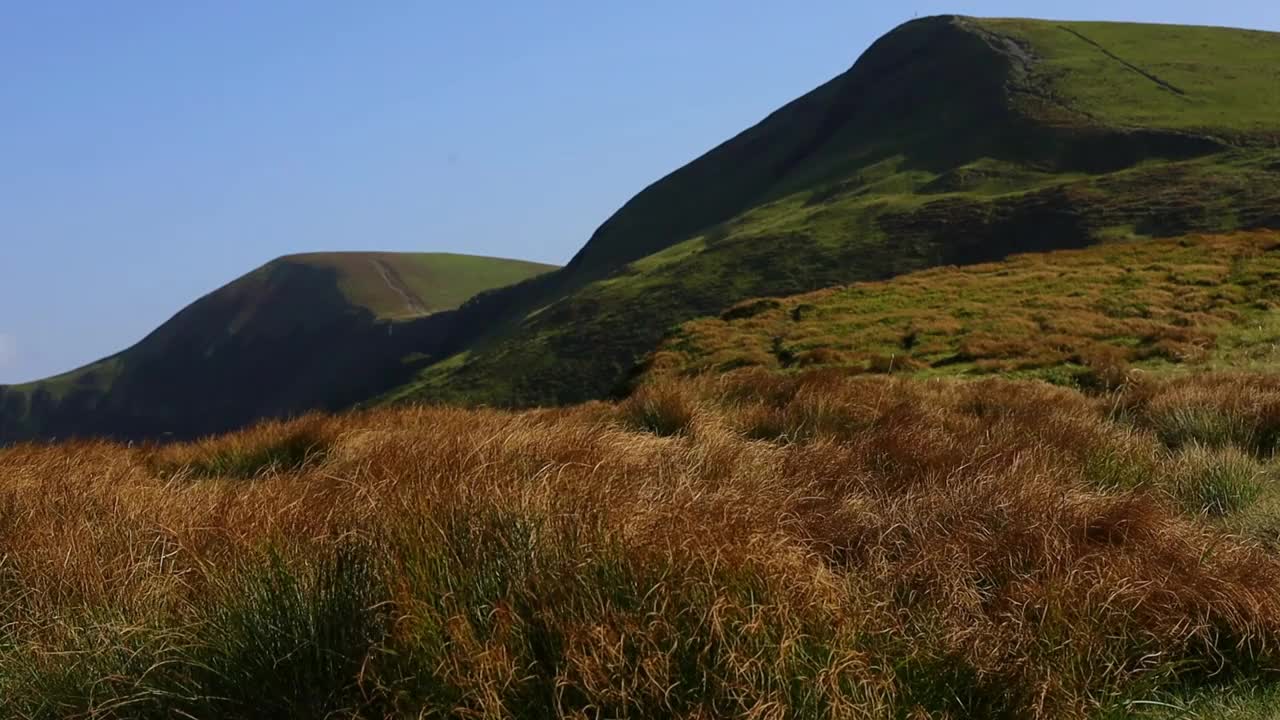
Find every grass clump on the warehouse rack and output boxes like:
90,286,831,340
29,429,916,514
190,543,389,718
1168,444,1267,516
151,415,338,479
1082,435,1160,493
1152,406,1257,451
617,380,700,436
1119,372,1280,456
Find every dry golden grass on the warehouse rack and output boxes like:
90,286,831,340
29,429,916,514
2,371,1280,718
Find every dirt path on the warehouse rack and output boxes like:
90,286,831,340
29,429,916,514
371,259,429,315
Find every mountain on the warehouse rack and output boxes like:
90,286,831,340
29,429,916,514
6,16,1280,443
381,16,1280,408
0,253,555,442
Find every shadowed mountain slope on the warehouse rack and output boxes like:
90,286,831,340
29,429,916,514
0,253,554,442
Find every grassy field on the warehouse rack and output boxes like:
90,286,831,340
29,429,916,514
647,230,1280,386
4,370,1280,718
6,15,1280,719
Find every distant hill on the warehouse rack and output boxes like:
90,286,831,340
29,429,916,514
384,16,1280,408
0,253,554,442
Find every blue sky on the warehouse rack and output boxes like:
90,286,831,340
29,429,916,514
2,1,1277,384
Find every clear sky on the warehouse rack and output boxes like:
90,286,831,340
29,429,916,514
1,1,1276,384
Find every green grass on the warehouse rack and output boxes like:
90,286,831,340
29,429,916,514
191,544,389,718
155,422,335,479
1120,681,1280,718
1170,444,1267,517
0,544,390,720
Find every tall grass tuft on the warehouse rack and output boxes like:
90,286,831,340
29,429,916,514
187,543,388,718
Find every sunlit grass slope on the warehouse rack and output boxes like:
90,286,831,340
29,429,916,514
987,19,1280,136
646,230,1280,387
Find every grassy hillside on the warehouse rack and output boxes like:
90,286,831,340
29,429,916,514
0,253,554,442
645,230,1280,386
386,16,1280,409
5,370,1280,717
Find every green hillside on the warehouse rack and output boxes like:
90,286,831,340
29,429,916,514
385,16,1280,409
643,229,1280,385
988,20,1280,136
283,252,557,319
0,253,554,442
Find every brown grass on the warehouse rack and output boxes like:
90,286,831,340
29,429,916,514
2,371,1280,718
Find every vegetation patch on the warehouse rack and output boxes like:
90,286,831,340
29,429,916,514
650,231,1280,387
